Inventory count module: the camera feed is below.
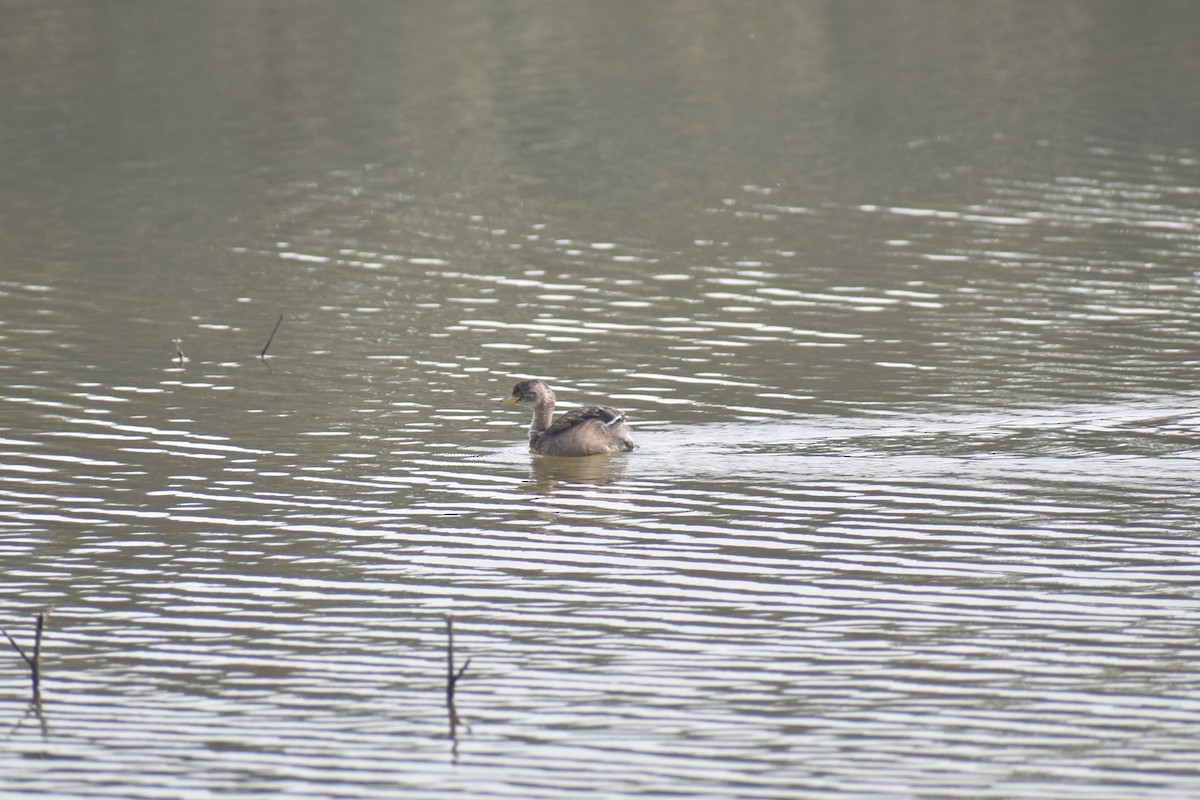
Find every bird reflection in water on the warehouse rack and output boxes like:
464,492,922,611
525,451,629,492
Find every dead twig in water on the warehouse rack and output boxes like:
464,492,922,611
173,338,185,365
2,611,47,703
446,616,472,706
259,314,284,360
445,615,471,748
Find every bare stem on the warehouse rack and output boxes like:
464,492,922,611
31,612,44,699
260,314,284,359
1,627,30,668
445,616,457,703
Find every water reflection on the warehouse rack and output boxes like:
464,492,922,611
4,700,48,742
524,453,630,490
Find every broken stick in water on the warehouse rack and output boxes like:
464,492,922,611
446,615,471,705
260,314,284,360
445,615,471,738
173,338,185,365
2,611,47,702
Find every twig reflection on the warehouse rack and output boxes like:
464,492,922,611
6,698,48,740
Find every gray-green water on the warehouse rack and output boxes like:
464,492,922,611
4,2,1200,797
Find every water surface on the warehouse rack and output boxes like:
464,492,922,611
4,2,1200,798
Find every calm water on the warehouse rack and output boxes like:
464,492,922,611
4,2,1200,797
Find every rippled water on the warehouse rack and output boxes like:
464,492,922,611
5,2,1200,798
